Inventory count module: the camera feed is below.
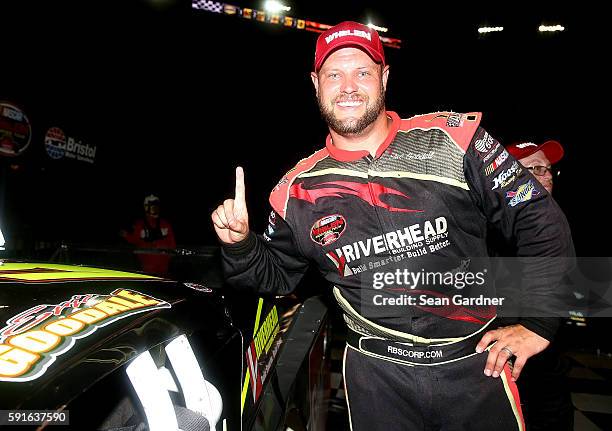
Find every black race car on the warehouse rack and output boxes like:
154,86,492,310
0,262,331,430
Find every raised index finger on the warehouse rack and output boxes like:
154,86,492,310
234,166,246,209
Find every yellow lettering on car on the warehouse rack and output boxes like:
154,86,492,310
70,308,107,324
44,318,85,337
0,289,170,382
94,300,131,316
115,289,161,306
107,296,143,308
0,345,39,378
253,306,279,357
9,330,61,353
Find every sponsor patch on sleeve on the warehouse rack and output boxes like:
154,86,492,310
475,131,495,154
491,161,522,190
506,180,540,207
473,131,503,163
481,142,501,163
485,150,509,176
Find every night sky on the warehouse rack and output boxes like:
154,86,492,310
0,1,602,254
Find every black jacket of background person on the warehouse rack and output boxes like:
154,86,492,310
222,111,574,342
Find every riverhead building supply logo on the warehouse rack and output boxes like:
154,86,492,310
44,127,97,164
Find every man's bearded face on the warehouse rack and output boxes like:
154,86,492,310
317,80,386,135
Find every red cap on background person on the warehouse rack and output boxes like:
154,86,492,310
507,140,564,194
506,140,564,164
314,21,385,72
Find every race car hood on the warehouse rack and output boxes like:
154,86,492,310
0,263,230,408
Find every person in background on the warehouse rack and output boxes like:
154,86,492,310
506,139,574,431
121,194,176,276
506,140,563,194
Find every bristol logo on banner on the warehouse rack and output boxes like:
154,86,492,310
44,127,97,164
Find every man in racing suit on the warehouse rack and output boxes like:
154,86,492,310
211,21,573,430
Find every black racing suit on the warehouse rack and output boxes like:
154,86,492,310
222,111,574,430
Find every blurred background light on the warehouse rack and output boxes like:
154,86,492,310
264,1,290,13
478,26,504,34
539,24,565,32
367,23,388,33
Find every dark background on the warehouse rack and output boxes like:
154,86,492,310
0,0,602,255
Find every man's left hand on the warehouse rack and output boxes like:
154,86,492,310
475,325,549,381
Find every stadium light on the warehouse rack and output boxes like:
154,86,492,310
264,1,290,13
478,26,504,34
539,24,565,33
368,23,388,33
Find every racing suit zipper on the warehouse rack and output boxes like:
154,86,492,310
364,155,392,253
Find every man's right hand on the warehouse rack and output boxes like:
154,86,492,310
211,167,250,244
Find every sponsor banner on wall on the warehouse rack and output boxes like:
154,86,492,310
0,102,32,157
44,127,97,164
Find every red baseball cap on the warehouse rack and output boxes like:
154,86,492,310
506,140,564,165
314,21,385,72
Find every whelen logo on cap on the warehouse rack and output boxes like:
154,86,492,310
325,29,372,44
516,142,537,149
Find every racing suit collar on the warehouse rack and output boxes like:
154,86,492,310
325,111,401,162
